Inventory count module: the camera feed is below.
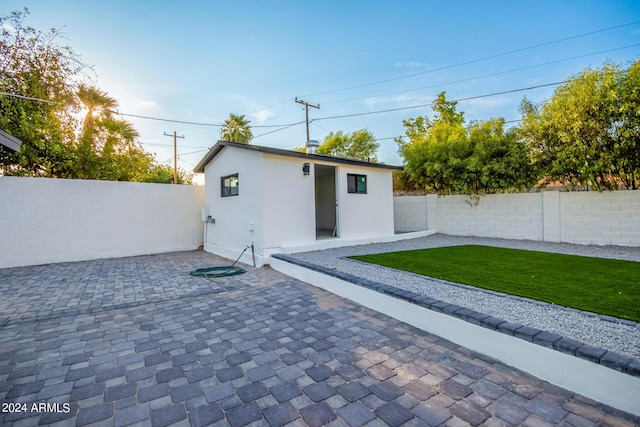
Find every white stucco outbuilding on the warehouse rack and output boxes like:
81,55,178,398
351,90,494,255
194,141,406,266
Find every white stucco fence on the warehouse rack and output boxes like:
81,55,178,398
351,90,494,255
0,177,204,269
394,191,640,247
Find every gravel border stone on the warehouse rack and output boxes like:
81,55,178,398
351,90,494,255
276,233,640,376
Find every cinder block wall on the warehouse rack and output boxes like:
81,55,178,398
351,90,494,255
394,191,640,247
434,193,543,240
393,196,428,232
560,191,640,246
0,177,205,268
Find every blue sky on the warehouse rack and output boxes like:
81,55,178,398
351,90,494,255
4,1,640,179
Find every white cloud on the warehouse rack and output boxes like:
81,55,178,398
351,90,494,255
1,22,16,34
226,93,254,105
394,61,429,68
463,96,511,110
249,109,276,123
104,86,158,113
135,99,157,109
521,77,542,85
225,93,276,124
362,94,434,108
461,96,517,120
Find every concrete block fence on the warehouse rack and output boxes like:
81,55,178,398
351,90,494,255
394,190,640,247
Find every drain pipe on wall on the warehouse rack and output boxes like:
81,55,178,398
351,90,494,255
249,223,256,267
251,242,255,267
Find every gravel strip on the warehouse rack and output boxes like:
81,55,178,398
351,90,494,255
288,234,640,360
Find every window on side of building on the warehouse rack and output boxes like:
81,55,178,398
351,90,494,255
221,173,239,197
347,174,367,194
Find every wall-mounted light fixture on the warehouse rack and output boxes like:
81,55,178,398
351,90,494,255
303,163,310,176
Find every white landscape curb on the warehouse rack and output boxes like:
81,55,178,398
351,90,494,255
270,256,640,417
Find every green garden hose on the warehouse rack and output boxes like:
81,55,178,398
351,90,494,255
189,265,246,278
189,245,250,279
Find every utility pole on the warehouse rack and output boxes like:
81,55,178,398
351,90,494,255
295,97,320,143
164,131,184,184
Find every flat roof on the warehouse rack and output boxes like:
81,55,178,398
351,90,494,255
193,140,403,173
0,129,22,152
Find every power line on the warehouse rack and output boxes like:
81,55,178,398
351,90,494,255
182,129,218,137
313,80,568,122
322,44,640,106
302,20,640,98
141,142,207,148
311,121,331,133
253,121,305,139
174,123,208,133
105,21,640,128
242,97,296,116
177,157,196,167
0,91,304,129
310,122,404,142
0,87,305,140
3,44,635,132
179,148,209,156
107,110,300,128
4,21,636,146
0,91,66,104
374,136,403,142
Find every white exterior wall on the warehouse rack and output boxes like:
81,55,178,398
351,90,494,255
201,147,398,264
338,165,395,239
394,191,640,246
203,148,264,265
262,154,316,252
0,176,204,269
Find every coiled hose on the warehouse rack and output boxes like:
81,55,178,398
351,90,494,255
189,245,251,279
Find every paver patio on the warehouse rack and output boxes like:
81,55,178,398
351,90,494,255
0,250,637,426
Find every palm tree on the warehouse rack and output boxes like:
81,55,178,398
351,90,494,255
103,119,139,155
77,84,118,135
76,85,144,179
220,113,253,144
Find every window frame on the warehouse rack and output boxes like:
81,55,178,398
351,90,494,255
221,173,239,197
347,173,367,194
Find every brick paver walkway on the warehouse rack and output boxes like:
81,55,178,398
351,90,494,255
0,251,637,426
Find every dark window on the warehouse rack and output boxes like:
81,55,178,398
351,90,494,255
221,174,239,197
347,174,367,194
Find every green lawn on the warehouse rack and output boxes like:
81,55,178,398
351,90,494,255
350,245,640,322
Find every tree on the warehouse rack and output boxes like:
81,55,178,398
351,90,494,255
75,85,115,178
75,85,144,180
398,92,536,194
0,8,81,177
519,60,640,190
467,119,536,193
0,9,191,184
139,164,193,184
398,93,466,193
616,60,640,189
220,113,252,144
317,129,379,161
